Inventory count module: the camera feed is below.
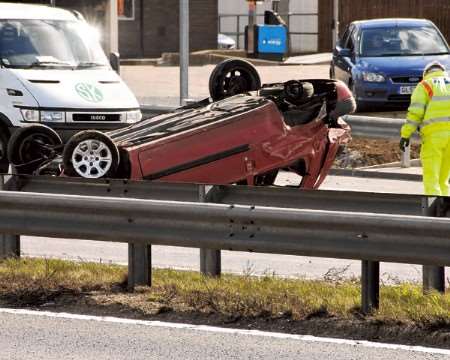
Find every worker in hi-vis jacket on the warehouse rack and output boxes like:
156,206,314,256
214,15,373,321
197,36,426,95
400,61,450,196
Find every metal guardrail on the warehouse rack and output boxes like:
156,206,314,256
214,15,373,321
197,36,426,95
0,191,448,266
0,174,448,314
342,115,405,139
6,175,423,215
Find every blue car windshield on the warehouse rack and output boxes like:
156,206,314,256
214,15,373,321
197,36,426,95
359,26,449,57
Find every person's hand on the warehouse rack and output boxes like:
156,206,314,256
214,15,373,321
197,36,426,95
399,138,410,152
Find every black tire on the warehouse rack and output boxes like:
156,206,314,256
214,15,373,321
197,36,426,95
209,59,261,101
349,80,367,113
254,169,278,186
7,124,62,174
329,63,336,79
63,130,119,179
283,80,314,105
0,130,9,173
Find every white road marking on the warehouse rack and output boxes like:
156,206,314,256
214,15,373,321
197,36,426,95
0,307,449,355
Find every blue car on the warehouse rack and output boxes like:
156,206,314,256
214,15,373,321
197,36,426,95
330,18,450,111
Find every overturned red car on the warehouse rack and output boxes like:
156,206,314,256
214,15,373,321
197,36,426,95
8,59,354,189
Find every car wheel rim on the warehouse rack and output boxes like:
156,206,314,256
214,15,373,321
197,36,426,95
221,69,250,96
71,139,112,178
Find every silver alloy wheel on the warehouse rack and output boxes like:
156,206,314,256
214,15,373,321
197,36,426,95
71,139,112,178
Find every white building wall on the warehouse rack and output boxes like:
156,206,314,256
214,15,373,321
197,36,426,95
218,0,319,53
289,0,318,13
219,0,275,49
289,0,318,53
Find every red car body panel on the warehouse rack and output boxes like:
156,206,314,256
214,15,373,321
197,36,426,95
111,93,351,188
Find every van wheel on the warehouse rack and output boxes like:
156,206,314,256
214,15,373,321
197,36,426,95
7,124,62,174
0,131,9,173
63,131,119,179
209,59,261,101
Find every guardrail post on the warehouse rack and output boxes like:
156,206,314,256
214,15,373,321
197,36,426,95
199,185,223,277
422,197,446,294
361,260,380,314
401,144,411,168
0,175,20,259
128,243,151,291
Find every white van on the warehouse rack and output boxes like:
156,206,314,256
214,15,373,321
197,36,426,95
0,3,141,171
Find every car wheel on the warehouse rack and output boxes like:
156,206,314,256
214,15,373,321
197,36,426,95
349,81,369,113
7,124,62,174
283,80,314,105
209,59,261,101
63,130,119,179
0,130,9,173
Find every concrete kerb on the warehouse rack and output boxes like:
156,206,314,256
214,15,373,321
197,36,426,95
126,52,284,67
122,51,332,67
360,159,422,170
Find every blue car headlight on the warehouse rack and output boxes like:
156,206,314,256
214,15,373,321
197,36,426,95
362,72,386,82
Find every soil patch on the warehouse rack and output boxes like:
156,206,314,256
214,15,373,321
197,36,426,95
336,137,420,168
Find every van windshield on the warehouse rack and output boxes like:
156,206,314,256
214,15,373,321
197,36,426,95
0,19,109,69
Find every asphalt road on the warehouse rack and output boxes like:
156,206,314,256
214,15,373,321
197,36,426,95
20,172,430,283
0,310,448,360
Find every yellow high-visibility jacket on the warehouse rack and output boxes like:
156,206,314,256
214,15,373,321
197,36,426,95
401,70,450,139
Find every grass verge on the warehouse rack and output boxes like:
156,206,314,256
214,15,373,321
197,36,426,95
0,258,448,347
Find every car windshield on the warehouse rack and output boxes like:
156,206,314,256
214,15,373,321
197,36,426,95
359,26,449,57
0,19,109,69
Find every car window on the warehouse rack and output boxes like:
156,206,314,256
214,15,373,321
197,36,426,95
339,26,351,47
345,27,356,51
359,26,449,57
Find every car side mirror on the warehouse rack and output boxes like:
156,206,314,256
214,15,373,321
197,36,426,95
338,48,352,58
110,52,120,75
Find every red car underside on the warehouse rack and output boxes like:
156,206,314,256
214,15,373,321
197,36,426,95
108,94,350,188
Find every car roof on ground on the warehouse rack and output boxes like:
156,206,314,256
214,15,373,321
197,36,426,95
0,3,77,21
352,18,433,29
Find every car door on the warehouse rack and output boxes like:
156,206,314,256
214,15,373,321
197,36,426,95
333,25,356,83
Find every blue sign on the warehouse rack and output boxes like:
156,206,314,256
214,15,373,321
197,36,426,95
257,25,287,54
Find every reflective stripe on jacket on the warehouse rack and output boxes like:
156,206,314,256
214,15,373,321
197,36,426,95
401,70,450,139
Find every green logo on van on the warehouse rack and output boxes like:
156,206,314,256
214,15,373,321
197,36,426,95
75,83,103,103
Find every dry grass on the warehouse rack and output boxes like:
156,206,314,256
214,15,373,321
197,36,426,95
0,258,126,305
151,269,449,324
0,258,448,327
